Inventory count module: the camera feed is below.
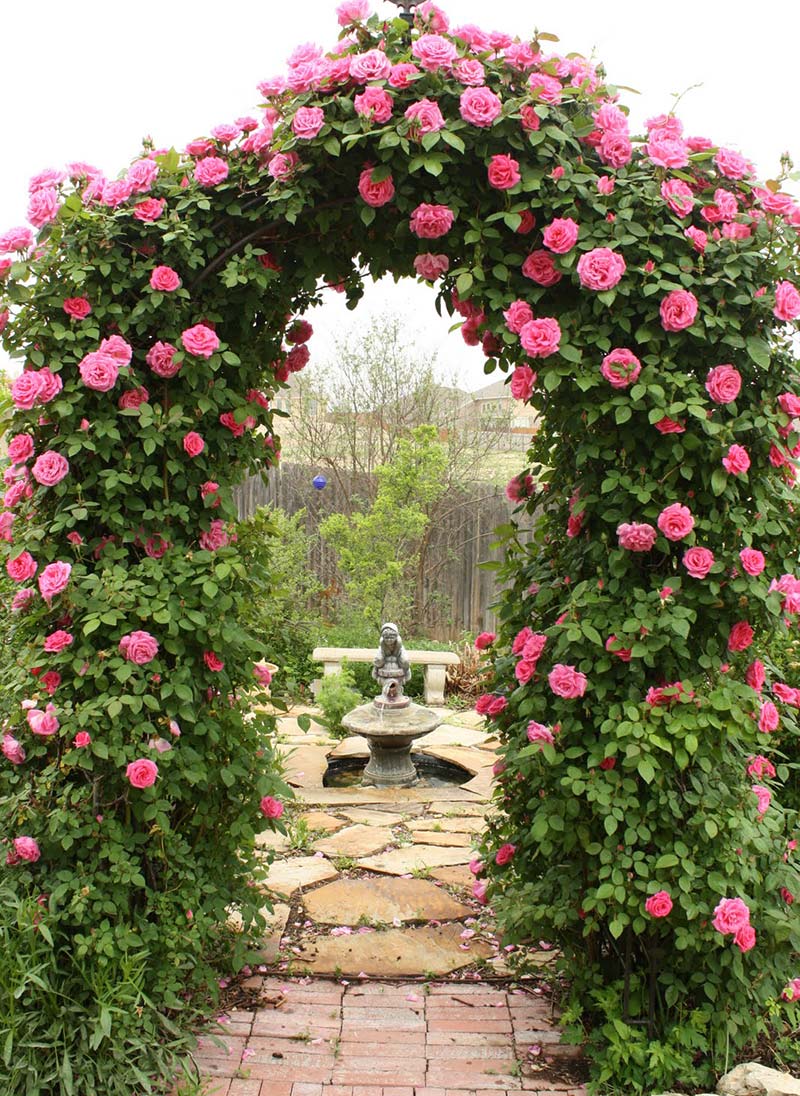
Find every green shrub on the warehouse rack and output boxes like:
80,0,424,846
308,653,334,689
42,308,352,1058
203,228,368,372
315,667,363,738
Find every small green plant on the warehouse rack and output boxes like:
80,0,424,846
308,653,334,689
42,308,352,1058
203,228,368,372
333,856,358,871
315,666,363,738
286,818,323,852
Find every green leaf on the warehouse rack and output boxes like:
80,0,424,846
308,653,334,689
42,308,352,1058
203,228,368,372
559,344,582,363
637,758,655,783
456,272,473,296
746,336,770,368
441,130,465,153
655,853,679,869
615,404,632,424
711,467,727,496
323,136,341,157
360,204,376,227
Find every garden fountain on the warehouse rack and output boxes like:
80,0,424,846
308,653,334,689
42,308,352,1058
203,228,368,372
340,623,441,787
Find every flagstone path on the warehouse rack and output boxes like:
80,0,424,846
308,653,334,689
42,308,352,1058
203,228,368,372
193,707,587,1096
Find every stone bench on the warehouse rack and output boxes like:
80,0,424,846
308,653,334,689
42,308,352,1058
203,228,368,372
311,647,460,706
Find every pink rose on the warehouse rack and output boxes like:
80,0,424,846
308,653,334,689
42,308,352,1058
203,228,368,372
336,0,369,25
99,335,132,365
38,561,71,602
27,187,60,227
126,758,159,788
260,795,284,819
472,881,488,905
127,158,159,192
487,154,521,190
349,48,391,82
657,503,694,541
11,372,45,410
133,198,166,222
204,650,224,672
149,265,181,292
542,217,579,254
7,551,37,582
758,703,779,734
600,348,641,389
617,522,657,551
712,896,751,935
413,253,449,281
254,662,273,687
44,630,73,653
682,546,714,579
194,157,229,187
354,87,393,124
7,434,34,465
388,62,421,89
522,250,561,287
63,297,92,320
598,132,632,168
520,317,561,359
409,203,454,239
79,351,119,392
181,324,219,358
510,365,536,401
267,153,298,182
746,660,766,693
715,148,751,180
747,754,775,779
774,682,800,707
11,836,40,863
119,387,149,410
528,72,562,103
199,519,230,551
515,659,536,685
0,226,34,253
596,175,615,195
146,341,180,378
660,290,698,332
505,474,534,503
412,33,457,72
35,367,63,405
605,636,632,662
358,167,395,208
705,364,741,404
728,621,754,652
474,632,495,651
119,630,159,665
778,391,800,416
504,300,533,334
0,511,14,542
548,664,587,699
654,417,685,434
183,432,205,458
404,98,445,135
527,721,555,747
774,281,800,322
645,891,673,918
495,843,516,866
739,548,765,576
459,86,502,127
74,731,91,748
32,451,69,487
2,734,26,765
28,703,59,736
723,445,750,476
646,135,689,169
292,106,325,140
576,248,626,291
685,226,707,253
453,57,485,85
661,179,694,217
734,924,756,953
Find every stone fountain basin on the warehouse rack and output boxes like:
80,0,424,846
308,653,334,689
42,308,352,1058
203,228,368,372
342,700,440,744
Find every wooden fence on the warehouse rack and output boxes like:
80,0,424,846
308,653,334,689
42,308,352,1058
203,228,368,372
234,463,532,639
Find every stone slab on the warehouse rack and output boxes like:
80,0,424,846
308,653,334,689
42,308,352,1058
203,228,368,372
255,828,291,851
416,745,493,777
299,810,347,834
291,922,492,976
442,710,487,729
263,855,339,897
302,876,472,925
340,808,412,826
328,736,370,759
408,816,484,834
718,1062,800,1096
281,745,330,789
429,864,476,890
358,845,473,875
427,801,491,817
413,726,490,749
461,769,495,797
313,824,395,858
409,830,474,847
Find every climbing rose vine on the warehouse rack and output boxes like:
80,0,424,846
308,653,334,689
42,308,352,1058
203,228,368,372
0,0,799,1090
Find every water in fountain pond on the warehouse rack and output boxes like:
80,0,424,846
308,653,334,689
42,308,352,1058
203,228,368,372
323,753,471,788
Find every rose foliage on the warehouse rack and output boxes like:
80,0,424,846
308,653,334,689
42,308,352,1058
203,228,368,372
1,1,800,1090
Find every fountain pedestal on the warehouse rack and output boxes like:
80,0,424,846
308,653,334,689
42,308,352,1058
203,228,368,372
341,702,441,787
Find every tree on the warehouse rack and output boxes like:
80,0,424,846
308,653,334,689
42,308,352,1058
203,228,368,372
319,424,447,628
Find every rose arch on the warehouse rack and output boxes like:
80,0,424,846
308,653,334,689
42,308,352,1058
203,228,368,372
1,1,800,1091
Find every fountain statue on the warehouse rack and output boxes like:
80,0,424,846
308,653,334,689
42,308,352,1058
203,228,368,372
342,622,441,787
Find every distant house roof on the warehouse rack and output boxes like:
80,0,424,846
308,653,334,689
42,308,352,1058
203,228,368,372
471,376,511,401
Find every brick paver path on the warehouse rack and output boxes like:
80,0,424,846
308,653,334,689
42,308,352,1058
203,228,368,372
195,979,586,1096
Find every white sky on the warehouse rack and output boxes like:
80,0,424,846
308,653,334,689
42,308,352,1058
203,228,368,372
1,0,798,391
